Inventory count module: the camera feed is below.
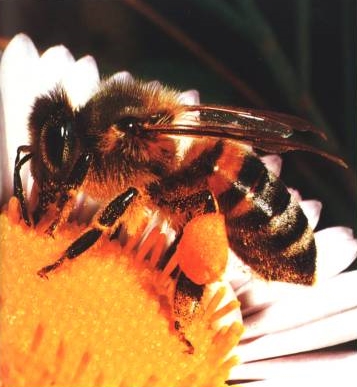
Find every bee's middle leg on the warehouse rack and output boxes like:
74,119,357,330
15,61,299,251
37,187,138,278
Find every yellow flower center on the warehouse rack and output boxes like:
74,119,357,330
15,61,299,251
0,198,243,387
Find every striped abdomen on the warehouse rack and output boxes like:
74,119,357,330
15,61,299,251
208,142,316,285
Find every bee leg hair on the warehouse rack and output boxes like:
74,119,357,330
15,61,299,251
37,187,138,278
44,153,93,236
14,145,33,226
161,189,217,353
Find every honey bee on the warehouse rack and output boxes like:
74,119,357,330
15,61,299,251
14,77,344,345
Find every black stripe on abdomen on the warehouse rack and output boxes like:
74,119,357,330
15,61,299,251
214,154,316,284
227,200,308,250
238,155,268,189
228,225,316,284
217,156,291,224
161,140,224,191
216,155,268,215
217,185,246,213
226,199,316,284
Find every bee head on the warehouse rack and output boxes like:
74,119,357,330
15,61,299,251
28,88,81,187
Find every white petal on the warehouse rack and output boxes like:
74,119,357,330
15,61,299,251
260,155,282,176
108,71,134,82
0,34,39,204
237,278,304,316
238,369,357,387
178,89,200,105
236,228,356,314
231,349,357,381
62,55,99,108
35,45,75,95
224,250,252,291
234,307,357,362
0,92,7,204
287,187,302,202
241,270,357,339
299,199,322,229
315,227,357,280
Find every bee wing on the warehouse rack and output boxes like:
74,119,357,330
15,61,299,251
184,105,327,139
145,105,346,167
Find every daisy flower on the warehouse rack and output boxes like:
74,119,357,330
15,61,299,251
0,34,356,387
0,33,241,387
228,167,357,386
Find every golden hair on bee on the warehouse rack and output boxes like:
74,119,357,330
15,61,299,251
14,75,345,349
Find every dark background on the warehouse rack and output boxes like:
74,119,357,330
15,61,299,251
0,0,356,237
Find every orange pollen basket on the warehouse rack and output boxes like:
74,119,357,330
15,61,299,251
0,197,243,387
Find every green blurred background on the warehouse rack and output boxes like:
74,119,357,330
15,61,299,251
0,0,355,237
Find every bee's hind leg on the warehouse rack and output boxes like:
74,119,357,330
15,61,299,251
37,187,138,278
156,237,204,354
174,272,205,354
155,189,217,353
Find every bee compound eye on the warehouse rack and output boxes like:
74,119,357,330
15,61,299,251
44,120,75,171
117,116,142,132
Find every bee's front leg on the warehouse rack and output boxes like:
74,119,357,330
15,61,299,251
14,145,33,226
37,187,138,278
43,153,93,236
